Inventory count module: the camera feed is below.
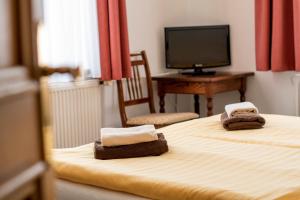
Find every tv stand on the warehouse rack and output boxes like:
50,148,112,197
152,72,255,116
181,68,216,76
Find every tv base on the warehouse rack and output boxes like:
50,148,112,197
181,69,216,76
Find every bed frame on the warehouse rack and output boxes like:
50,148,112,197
56,179,149,200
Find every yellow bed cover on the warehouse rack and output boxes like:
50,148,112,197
53,114,300,200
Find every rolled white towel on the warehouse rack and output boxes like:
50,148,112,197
225,102,259,118
100,125,158,147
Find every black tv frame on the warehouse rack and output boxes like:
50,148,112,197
164,25,231,75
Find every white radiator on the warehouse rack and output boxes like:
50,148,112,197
49,80,102,148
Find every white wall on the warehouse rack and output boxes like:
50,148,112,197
103,0,299,127
186,0,297,116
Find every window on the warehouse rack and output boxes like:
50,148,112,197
38,0,101,80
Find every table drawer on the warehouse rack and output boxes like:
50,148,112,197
210,79,242,94
158,81,206,94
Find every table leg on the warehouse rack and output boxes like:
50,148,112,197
239,78,246,102
206,96,213,116
159,94,165,113
194,94,200,115
239,89,245,102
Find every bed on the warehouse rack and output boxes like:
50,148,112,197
52,114,300,200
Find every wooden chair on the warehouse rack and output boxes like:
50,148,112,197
117,50,199,128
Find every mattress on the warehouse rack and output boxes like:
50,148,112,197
53,114,300,200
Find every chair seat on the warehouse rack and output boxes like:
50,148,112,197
127,112,199,126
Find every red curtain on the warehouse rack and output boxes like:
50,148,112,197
97,0,131,80
255,0,300,72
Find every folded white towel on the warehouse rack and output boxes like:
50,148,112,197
100,125,158,147
225,102,259,118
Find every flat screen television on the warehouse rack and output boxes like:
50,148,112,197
165,25,231,75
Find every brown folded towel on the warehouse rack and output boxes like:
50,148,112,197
94,133,168,160
221,112,266,131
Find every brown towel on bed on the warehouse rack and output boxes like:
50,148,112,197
94,133,168,160
221,112,266,131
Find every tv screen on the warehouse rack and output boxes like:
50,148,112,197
165,25,231,69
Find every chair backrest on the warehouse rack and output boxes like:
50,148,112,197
117,50,155,127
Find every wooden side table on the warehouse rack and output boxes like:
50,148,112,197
152,72,254,116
